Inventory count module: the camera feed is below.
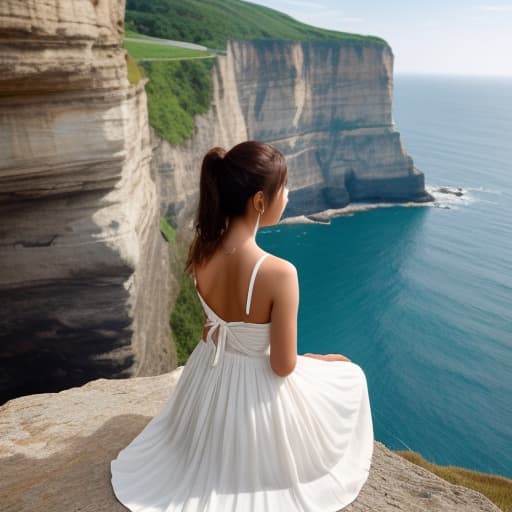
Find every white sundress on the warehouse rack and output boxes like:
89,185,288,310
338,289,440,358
111,252,374,511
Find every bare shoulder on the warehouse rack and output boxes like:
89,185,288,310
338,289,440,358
260,252,299,302
262,253,298,281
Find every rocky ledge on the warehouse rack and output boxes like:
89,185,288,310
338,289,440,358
0,369,502,512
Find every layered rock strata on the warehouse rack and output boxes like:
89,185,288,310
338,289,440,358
157,39,430,229
0,0,173,404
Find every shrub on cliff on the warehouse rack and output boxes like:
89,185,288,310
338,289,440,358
170,273,204,366
139,59,214,144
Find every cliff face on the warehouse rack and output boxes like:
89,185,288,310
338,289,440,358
0,0,174,404
0,370,502,512
0,4,428,403
152,48,248,231
157,39,428,227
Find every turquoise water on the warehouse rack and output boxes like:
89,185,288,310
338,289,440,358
258,74,512,478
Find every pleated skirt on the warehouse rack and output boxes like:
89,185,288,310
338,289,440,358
110,338,374,511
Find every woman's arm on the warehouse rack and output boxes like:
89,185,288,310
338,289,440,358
269,260,299,377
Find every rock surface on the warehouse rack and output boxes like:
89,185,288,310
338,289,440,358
0,0,174,404
158,39,431,230
0,368,502,512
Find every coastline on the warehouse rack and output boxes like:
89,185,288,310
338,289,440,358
279,186,466,225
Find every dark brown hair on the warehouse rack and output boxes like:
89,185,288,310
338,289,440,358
184,140,288,275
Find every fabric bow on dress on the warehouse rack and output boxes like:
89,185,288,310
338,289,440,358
204,317,228,367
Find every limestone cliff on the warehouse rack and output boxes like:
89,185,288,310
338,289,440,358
157,39,430,229
0,0,174,404
0,371,502,512
0,0,430,406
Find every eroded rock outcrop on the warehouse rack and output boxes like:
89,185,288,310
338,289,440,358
157,39,431,230
0,0,174,404
0,371,502,512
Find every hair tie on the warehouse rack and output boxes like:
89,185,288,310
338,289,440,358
206,147,226,179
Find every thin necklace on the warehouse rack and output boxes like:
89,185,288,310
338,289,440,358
220,235,253,255
221,242,236,255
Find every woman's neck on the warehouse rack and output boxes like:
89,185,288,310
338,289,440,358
220,217,256,253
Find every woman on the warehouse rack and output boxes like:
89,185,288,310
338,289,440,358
111,141,374,511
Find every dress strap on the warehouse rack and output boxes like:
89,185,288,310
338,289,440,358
245,253,269,316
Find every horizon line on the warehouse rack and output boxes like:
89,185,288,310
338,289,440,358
394,71,512,78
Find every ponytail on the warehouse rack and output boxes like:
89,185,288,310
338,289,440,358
185,147,227,271
185,141,288,276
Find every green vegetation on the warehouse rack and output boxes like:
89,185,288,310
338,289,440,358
170,261,204,366
171,275,204,366
125,29,152,39
123,0,390,145
138,59,214,144
161,215,204,366
123,30,214,144
124,39,213,60
126,53,144,84
395,450,512,512
160,216,176,243
125,0,388,49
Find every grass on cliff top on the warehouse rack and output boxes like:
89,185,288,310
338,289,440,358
395,450,512,512
124,33,214,143
125,29,152,39
124,39,213,60
125,0,389,50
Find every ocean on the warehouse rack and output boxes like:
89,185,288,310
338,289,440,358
257,74,512,479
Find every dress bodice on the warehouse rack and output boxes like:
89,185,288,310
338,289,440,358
194,253,271,366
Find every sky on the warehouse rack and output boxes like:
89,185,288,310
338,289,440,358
250,0,512,76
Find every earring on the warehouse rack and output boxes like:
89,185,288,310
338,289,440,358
253,209,264,238
253,211,260,238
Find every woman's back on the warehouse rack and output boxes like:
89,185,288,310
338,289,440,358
194,248,275,325
195,247,300,378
